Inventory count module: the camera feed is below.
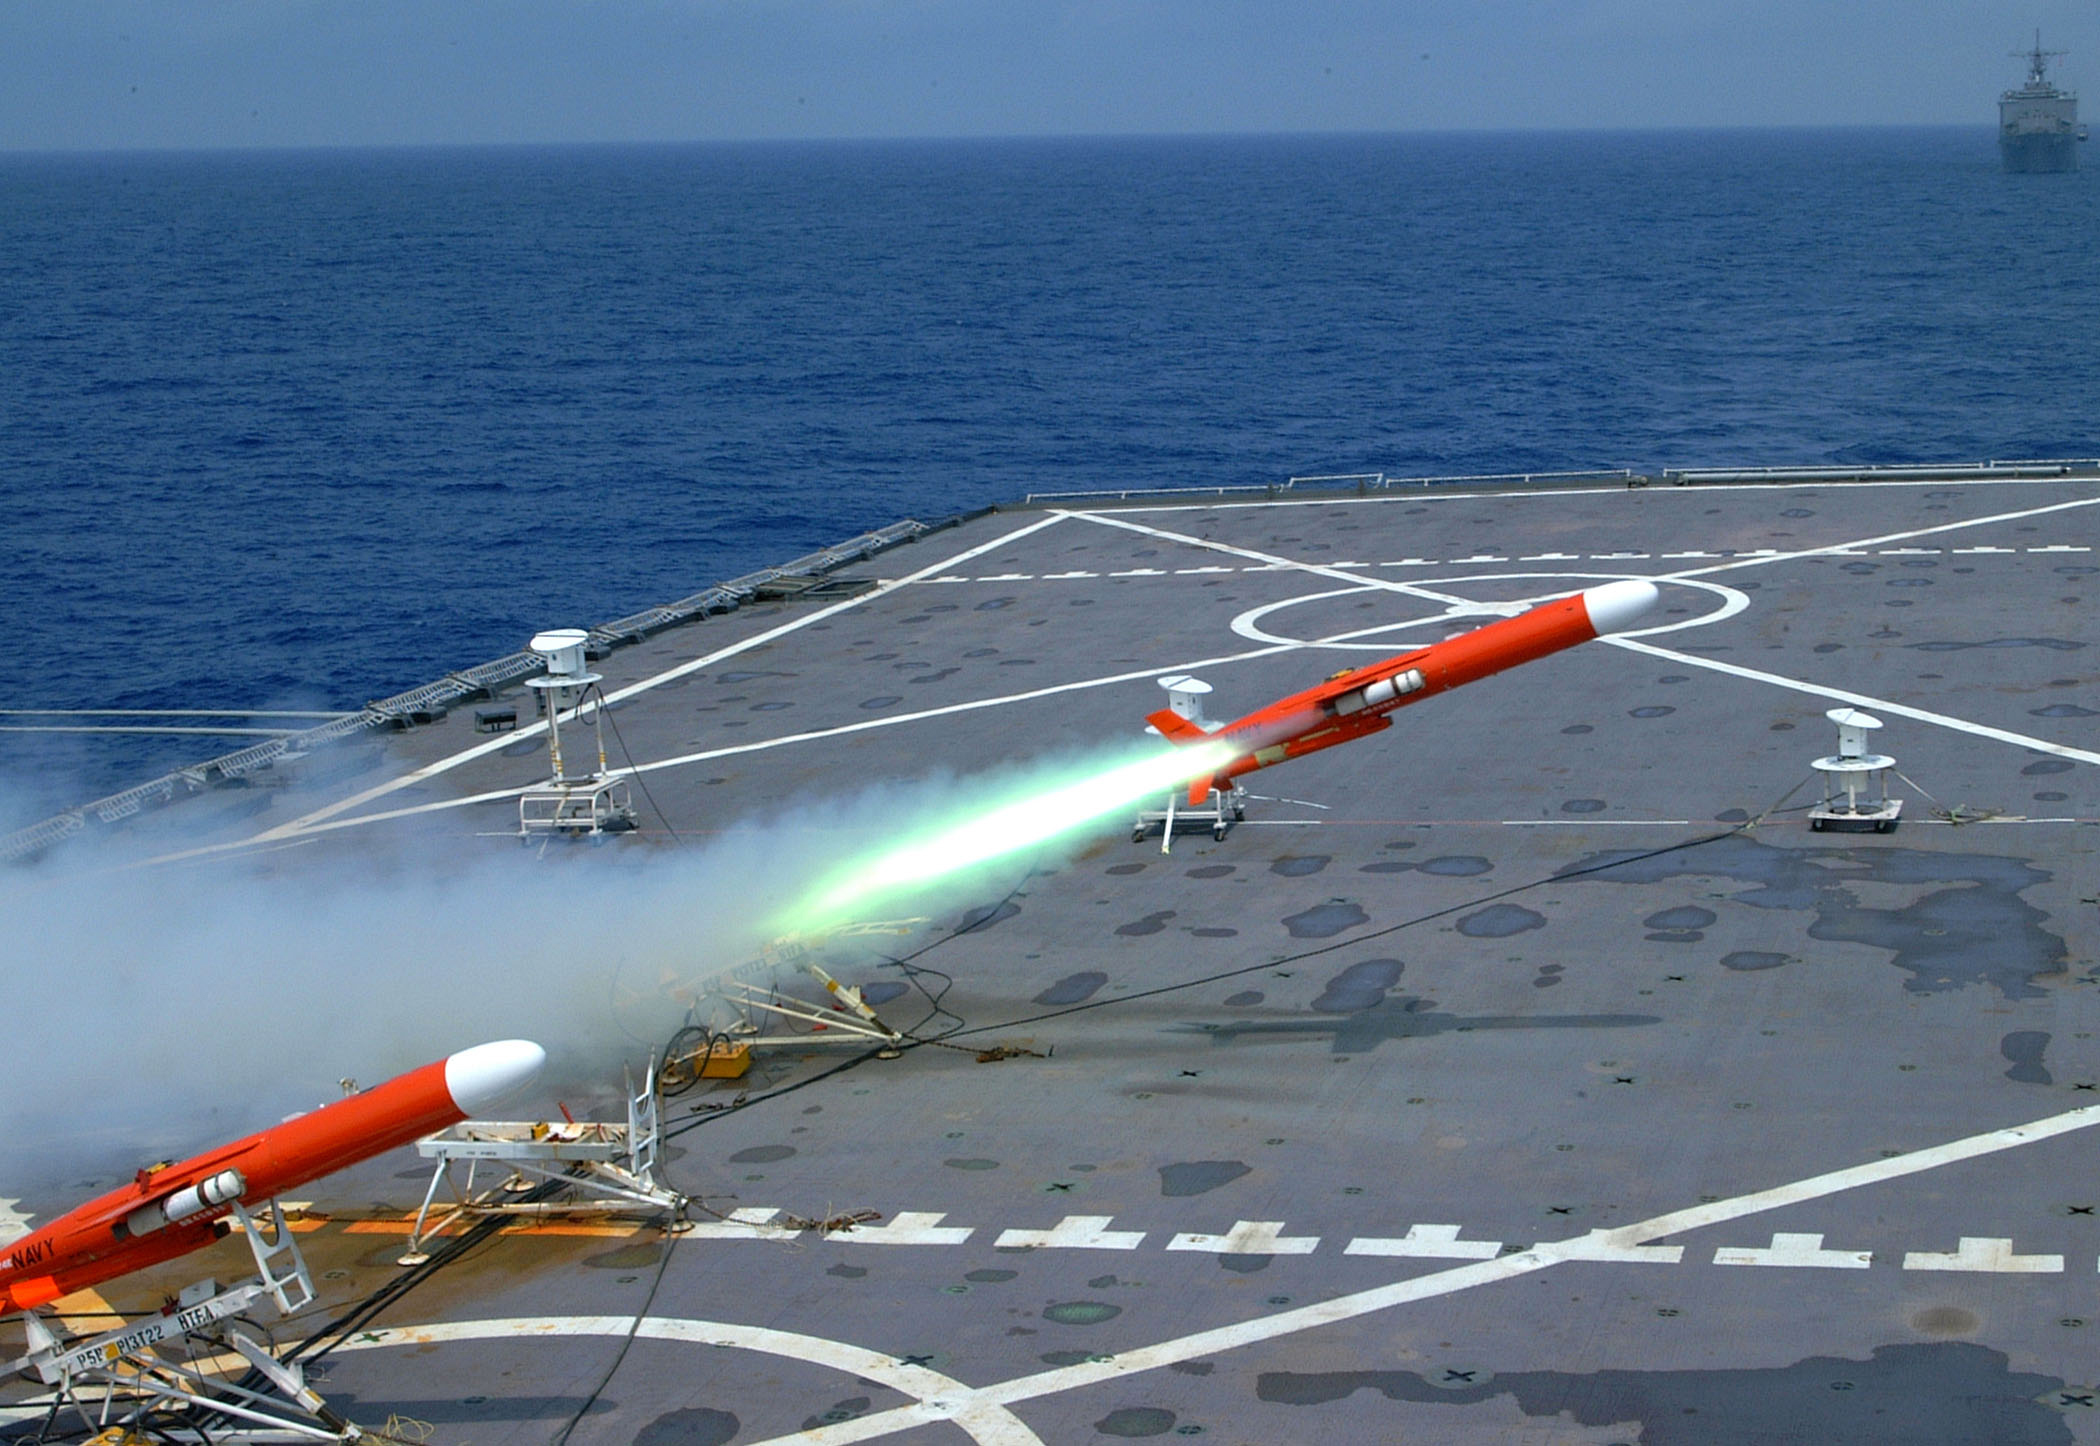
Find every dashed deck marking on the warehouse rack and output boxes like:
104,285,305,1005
1087,474,2100,517
331,1316,1045,1446
760,1100,2100,1446
1166,1220,1320,1255
1903,1237,2064,1273
1661,492,2100,585
994,1216,1146,1250
1713,1233,1871,1269
1608,635,2100,768
1345,1224,1502,1260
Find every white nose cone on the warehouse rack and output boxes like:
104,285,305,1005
444,1039,547,1117
1580,579,1661,634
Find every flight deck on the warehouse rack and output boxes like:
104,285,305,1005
6,468,2100,1445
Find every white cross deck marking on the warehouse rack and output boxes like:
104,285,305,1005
1344,1224,1503,1260
0,1199,32,1247
1166,1220,1320,1255
994,1216,1146,1250
755,1100,2100,1446
1903,1237,2064,1273
827,1211,973,1245
1713,1232,1871,1269
683,1208,799,1241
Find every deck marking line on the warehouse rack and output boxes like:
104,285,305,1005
682,1207,801,1241
1902,1237,2064,1273
1606,636,2100,767
243,513,1072,842
1165,1220,1320,1255
1060,509,1485,611
994,1216,1146,1250
330,1315,1043,1446
1345,1225,1502,1259
760,1100,2100,1446
1714,1233,1871,1268
826,1212,974,1245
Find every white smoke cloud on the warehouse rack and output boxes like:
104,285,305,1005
0,735,1184,1200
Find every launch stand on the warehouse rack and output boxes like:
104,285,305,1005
398,1068,684,1265
1807,708,1903,833
1134,785,1245,850
516,628,638,840
6,1201,367,1444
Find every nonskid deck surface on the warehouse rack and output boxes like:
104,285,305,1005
8,476,2100,1444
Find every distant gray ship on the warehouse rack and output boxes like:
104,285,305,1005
2001,32,2084,173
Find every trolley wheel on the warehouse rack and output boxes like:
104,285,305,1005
1874,819,1894,833
1809,819,1825,832
1212,824,1228,840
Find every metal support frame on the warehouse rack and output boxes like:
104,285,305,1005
516,776,639,838
4,1201,356,1443
1134,785,1245,850
715,980,903,1050
398,1068,684,1265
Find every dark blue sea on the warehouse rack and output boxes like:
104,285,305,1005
4,126,2097,821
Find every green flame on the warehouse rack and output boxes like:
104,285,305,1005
788,739,1236,932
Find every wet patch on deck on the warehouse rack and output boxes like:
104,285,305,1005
1311,959,1405,1013
1561,835,2065,998
1283,902,1369,938
1159,1161,1250,1196
1255,1342,2071,1445
636,1408,741,1446
1036,971,1110,1006
1456,904,1546,939
2003,1030,2053,1085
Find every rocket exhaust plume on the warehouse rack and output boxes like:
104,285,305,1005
790,739,1236,930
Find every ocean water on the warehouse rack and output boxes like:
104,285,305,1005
3,126,2097,820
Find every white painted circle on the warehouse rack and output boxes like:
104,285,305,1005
334,1315,1043,1444
1228,573,1749,652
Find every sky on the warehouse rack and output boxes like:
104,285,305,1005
0,2,2094,152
